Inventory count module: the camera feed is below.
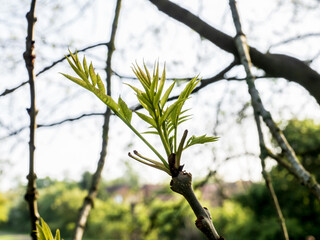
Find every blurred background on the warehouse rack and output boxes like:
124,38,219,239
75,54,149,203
0,0,320,239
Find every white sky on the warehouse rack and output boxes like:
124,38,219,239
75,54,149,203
1,0,320,191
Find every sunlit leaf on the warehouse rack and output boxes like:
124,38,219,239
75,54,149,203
143,63,152,84
65,56,87,81
89,63,97,86
154,66,166,106
137,92,153,113
98,94,118,112
74,51,84,73
60,73,90,91
118,97,132,123
68,49,77,63
136,111,157,128
142,131,159,135
160,82,175,109
83,56,89,78
184,134,218,149
159,99,184,125
36,223,47,240
152,62,159,93
54,230,61,240
42,218,54,240
96,74,105,94
132,65,150,93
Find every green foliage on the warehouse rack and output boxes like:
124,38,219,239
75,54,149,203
62,52,218,175
0,193,9,223
282,119,320,181
1,178,209,239
145,198,205,240
36,218,62,240
214,200,256,240
227,119,320,239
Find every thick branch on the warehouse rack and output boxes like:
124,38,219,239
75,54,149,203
72,1,122,239
170,171,223,240
229,2,290,238
148,0,320,105
229,0,320,201
23,1,40,239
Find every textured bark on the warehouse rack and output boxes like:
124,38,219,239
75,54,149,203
72,0,122,239
23,1,40,239
148,0,320,105
228,0,320,200
229,2,290,239
170,171,223,240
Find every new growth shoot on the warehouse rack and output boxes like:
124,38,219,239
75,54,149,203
62,50,218,176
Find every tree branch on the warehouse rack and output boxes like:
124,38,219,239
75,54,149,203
268,32,320,50
170,171,223,240
148,0,320,105
72,1,122,239
229,2,290,239
0,42,108,98
228,0,320,201
0,112,105,140
23,1,40,239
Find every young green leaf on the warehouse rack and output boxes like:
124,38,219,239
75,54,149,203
74,51,84,73
135,111,157,128
142,131,159,135
152,62,159,93
154,66,166,105
160,81,175,109
36,223,47,240
54,230,61,240
132,65,150,94
184,135,218,149
118,97,132,123
98,94,119,113
89,63,97,86
60,73,91,91
96,74,105,94
65,56,87,82
159,99,184,126
83,56,89,78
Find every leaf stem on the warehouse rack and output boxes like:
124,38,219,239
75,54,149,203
116,112,169,169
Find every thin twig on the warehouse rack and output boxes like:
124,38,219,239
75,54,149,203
72,1,122,239
268,32,320,50
23,0,40,239
0,112,105,140
0,42,108,98
229,1,290,239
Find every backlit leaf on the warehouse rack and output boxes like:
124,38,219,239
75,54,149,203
83,56,89,78
65,56,87,82
89,63,97,86
118,97,132,123
160,82,175,109
60,73,90,91
96,74,105,94
136,111,157,128
185,134,218,149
